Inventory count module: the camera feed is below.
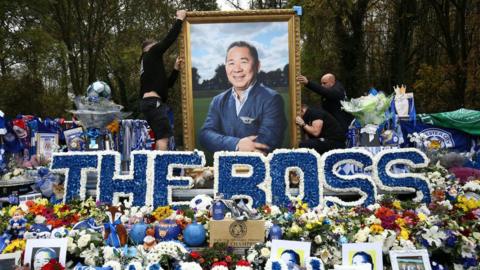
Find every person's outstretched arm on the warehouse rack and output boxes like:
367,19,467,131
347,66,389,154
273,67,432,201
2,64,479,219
149,10,186,55
305,80,345,100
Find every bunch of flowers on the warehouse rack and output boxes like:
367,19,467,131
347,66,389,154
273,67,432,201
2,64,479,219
184,243,238,269
252,161,480,269
67,229,105,266
246,242,271,268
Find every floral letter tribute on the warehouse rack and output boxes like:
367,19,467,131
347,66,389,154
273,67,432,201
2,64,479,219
51,148,431,208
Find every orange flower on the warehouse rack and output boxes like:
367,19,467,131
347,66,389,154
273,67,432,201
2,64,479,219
29,204,46,216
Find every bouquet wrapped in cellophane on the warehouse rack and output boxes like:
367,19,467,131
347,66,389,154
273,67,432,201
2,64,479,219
341,91,393,126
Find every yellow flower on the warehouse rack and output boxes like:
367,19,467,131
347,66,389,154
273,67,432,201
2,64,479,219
392,200,402,210
395,218,406,227
417,213,427,222
152,206,173,221
370,224,384,234
54,204,64,215
2,239,26,254
455,196,478,211
466,198,479,210
289,223,302,234
306,223,313,230
35,198,49,206
8,206,18,217
398,228,410,240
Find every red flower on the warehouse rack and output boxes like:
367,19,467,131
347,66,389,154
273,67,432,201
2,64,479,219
25,200,35,207
225,255,232,263
237,260,251,266
41,259,65,270
190,251,201,259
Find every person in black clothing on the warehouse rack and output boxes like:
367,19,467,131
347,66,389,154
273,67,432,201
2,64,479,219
297,73,353,133
139,10,186,150
296,104,346,154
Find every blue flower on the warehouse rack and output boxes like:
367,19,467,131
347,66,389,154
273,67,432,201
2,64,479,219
462,257,478,268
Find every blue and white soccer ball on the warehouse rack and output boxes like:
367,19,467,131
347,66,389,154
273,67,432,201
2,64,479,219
86,81,111,99
189,194,213,212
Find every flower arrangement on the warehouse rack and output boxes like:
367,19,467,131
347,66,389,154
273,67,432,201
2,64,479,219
0,152,478,270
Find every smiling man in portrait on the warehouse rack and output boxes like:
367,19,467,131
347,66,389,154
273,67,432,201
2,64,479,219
199,41,287,153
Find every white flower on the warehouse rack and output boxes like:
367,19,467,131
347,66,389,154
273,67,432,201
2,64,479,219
438,200,453,210
472,232,480,241
367,203,380,211
77,234,92,249
104,260,122,270
364,215,381,225
460,236,476,258
270,205,282,216
69,230,79,237
422,226,447,247
67,237,77,253
354,227,370,242
247,250,258,262
19,202,29,213
260,247,271,257
102,246,117,261
463,181,480,192
332,225,345,234
180,262,202,270
314,235,323,244
80,246,100,266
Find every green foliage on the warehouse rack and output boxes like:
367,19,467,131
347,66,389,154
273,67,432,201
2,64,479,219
413,64,458,113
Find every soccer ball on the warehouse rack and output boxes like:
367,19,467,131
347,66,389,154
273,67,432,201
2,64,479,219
86,81,111,99
189,194,213,212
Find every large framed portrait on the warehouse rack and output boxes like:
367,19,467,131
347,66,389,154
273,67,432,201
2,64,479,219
180,10,301,158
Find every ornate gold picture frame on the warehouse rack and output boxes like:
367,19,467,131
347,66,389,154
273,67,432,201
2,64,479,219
179,9,301,155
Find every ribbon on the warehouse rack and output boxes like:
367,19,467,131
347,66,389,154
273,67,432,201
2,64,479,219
104,218,122,247
87,128,101,139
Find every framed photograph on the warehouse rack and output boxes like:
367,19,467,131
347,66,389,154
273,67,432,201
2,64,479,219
271,239,311,269
36,133,59,163
63,127,85,151
180,9,301,158
0,251,22,269
389,249,432,270
24,238,68,270
342,242,383,270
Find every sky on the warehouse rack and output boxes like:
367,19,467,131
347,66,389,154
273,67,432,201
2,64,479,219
216,0,250,10
190,21,289,82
